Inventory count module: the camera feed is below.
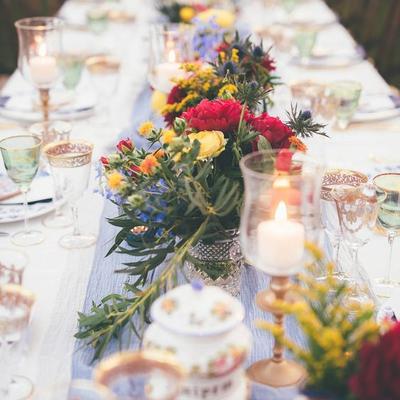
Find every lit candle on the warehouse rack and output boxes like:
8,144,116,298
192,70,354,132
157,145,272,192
257,201,305,273
153,47,185,93
29,40,58,86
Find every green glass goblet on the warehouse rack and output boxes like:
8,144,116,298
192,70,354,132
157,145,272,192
0,135,44,246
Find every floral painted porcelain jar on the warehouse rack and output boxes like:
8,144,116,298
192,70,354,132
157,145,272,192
143,282,252,400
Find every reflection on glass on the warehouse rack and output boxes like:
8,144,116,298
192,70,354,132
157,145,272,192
0,248,28,285
373,173,400,298
44,140,96,249
0,135,44,246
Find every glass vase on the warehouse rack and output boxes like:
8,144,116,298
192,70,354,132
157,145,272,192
184,229,242,296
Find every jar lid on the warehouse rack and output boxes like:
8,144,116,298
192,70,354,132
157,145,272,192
150,282,245,337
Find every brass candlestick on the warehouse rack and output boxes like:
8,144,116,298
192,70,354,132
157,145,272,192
247,276,306,387
39,88,50,122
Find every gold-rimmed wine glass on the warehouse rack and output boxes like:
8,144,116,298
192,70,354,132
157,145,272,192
0,284,35,400
0,135,44,247
44,140,96,249
373,173,400,298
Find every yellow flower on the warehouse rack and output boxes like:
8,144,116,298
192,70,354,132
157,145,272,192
161,129,176,144
231,48,239,63
107,171,124,190
179,6,195,22
218,84,238,97
188,130,226,160
197,9,236,29
151,91,167,115
138,121,154,137
153,149,165,159
139,154,159,175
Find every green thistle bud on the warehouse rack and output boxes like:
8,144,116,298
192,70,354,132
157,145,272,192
127,194,144,208
173,118,186,134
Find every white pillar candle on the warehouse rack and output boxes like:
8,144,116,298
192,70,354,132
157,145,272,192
29,55,58,86
154,62,185,94
257,201,305,274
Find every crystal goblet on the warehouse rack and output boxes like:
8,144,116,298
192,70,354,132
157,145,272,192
44,140,96,249
0,135,44,246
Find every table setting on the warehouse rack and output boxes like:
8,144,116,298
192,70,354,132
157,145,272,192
0,0,400,399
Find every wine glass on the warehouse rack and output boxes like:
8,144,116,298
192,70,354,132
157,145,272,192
0,135,44,246
0,284,35,400
293,24,318,65
94,350,186,400
0,248,28,285
320,169,368,277
332,183,379,306
43,140,96,249
15,17,64,122
373,173,400,298
29,121,73,229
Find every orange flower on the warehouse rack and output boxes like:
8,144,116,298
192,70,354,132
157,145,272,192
139,154,159,175
289,136,307,152
153,149,166,159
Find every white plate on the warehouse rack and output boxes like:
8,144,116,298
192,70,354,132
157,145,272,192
0,173,65,224
0,90,96,122
353,93,400,123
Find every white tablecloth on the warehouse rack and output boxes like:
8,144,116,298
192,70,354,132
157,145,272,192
0,0,399,395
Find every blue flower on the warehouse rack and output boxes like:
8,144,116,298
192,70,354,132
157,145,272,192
218,61,239,76
252,46,263,58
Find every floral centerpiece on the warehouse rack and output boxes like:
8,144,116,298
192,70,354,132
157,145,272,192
161,33,279,124
258,244,397,400
76,90,326,359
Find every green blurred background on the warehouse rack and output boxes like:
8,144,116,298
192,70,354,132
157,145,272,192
0,0,399,88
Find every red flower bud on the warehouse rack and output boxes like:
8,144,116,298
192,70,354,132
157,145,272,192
100,156,109,166
117,138,134,154
276,149,293,172
128,163,141,175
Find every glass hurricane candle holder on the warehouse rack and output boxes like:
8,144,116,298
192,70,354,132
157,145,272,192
148,23,194,94
240,149,323,388
15,17,64,122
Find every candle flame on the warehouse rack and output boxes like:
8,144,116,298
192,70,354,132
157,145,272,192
273,176,290,189
36,37,47,57
275,201,287,222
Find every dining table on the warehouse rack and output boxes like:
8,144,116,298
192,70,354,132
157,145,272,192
0,0,399,398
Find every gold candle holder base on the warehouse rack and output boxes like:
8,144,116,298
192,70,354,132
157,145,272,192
247,276,306,388
39,88,50,122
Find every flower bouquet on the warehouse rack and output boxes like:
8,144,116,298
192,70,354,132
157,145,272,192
258,245,398,400
76,85,326,359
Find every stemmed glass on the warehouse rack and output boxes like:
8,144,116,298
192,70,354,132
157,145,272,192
44,140,96,249
15,17,64,122
0,284,35,400
0,135,44,246
29,121,73,229
332,183,380,306
320,169,368,276
373,173,400,297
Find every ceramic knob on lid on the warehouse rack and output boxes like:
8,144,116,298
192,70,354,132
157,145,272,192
144,282,251,400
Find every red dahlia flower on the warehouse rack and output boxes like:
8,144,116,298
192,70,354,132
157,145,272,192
182,99,248,133
249,113,293,150
349,322,400,400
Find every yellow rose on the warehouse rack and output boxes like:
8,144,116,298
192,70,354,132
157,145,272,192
179,6,195,23
197,9,236,29
188,130,226,160
151,90,167,115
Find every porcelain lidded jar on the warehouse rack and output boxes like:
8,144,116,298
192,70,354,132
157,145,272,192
143,282,252,400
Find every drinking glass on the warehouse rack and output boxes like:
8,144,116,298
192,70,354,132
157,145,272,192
29,121,73,229
0,248,28,285
15,17,64,121
0,135,44,246
44,140,96,249
320,169,368,276
332,183,379,306
293,24,318,65
148,24,194,94
94,350,186,400
326,81,362,130
0,284,35,400
373,173,400,297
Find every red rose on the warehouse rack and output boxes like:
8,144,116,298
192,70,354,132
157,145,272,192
182,99,249,133
117,138,134,154
349,322,400,400
100,156,109,166
250,113,293,150
275,149,293,172
262,55,276,72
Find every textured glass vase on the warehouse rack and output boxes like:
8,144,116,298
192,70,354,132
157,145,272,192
184,230,242,296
